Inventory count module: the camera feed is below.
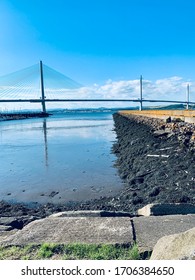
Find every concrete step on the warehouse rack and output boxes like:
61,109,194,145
0,216,133,246
132,214,195,252
0,212,195,253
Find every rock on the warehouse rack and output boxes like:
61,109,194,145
0,216,37,229
137,203,195,216
0,217,18,226
0,225,13,231
0,217,23,229
172,117,183,123
167,132,174,138
164,128,172,133
49,191,59,197
153,130,169,137
149,187,161,197
165,117,171,123
150,227,195,260
130,176,144,184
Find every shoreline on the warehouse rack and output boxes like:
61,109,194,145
1,112,195,228
0,112,51,121
112,113,195,206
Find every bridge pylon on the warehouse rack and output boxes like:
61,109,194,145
139,75,143,111
39,60,46,113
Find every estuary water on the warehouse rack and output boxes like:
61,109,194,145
0,111,123,205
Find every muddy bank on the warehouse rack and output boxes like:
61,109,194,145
112,112,195,208
1,112,195,229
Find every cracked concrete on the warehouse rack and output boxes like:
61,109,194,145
0,211,195,254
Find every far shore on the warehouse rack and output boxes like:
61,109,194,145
0,112,51,121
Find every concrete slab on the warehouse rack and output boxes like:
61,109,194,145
137,203,195,216
0,217,133,246
132,214,195,252
49,210,132,218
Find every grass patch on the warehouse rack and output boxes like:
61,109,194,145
0,243,142,260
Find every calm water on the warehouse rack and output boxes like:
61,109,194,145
0,111,123,204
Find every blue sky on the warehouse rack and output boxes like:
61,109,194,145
1,0,195,107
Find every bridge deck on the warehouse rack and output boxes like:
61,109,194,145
0,99,194,104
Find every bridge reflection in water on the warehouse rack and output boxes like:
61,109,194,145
0,113,123,204
42,119,48,167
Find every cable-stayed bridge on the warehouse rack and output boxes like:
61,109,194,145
0,61,194,113
0,61,84,113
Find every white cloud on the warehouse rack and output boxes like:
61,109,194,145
73,76,193,103
145,77,189,100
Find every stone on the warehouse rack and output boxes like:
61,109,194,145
0,217,17,226
0,217,133,246
153,130,169,137
171,117,183,123
150,227,195,260
165,117,171,123
0,225,13,232
137,203,195,216
0,216,37,229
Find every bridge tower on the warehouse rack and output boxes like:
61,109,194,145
139,75,143,111
39,60,46,113
186,84,190,110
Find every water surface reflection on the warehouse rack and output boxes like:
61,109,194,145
0,113,123,204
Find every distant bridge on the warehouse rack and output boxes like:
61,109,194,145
0,98,194,104
0,62,193,112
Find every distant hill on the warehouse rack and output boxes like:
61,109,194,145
144,104,195,110
2,103,195,115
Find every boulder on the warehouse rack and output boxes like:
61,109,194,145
150,227,195,260
137,203,195,216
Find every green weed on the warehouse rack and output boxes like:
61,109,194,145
0,243,142,260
